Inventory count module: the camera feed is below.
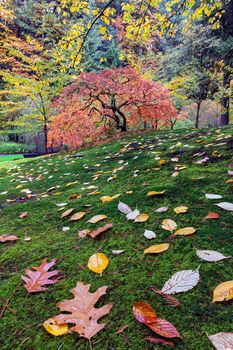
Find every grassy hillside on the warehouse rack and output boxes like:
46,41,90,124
0,127,233,350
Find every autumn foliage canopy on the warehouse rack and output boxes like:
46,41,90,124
49,67,177,149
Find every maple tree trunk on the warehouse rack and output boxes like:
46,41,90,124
116,109,127,132
220,69,231,126
43,117,48,154
195,101,202,129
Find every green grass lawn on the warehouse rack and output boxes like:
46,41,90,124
0,155,24,163
0,127,232,350
0,142,33,154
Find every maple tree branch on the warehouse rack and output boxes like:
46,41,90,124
71,0,116,68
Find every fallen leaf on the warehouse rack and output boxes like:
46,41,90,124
100,196,113,203
51,282,113,340
24,236,31,241
61,208,74,219
118,201,132,214
146,191,165,197
78,229,90,238
88,215,107,223
126,209,140,220
144,229,156,239
213,280,233,302
196,250,230,262
144,243,169,254
161,267,200,294
215,202,233,211
111,250,124,255
132,302,157,324
21,258,60,293
205,193,223,199
204,212,220,220
134,213,149,222
19,211,28,219
145,336,174,346
87,253,109,274
148,318,181,338
208,332,233,350
69,194,82,200
43,318,68,336
162,219,177,232
174,206,188,214
174,227,196,236
0,234,19,243
152,287,181,307
88,223,113,238
70,211,86,221
155,207,168,213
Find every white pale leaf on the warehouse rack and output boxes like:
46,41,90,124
56,203,68,207
126,209,140,220
215,202,233,211
196,250,231,262
118,201,132,214
161,267,200,294
144,229,156,240
205,194,223,199
155,207,168,213
208,332,233,350
111,250,124,255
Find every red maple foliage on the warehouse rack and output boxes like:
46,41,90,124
49,67,177,149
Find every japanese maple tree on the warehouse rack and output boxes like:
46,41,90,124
49,67,177,149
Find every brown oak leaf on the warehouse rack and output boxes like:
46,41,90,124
152,287,181,307
53,282,113,340
21,258,60,293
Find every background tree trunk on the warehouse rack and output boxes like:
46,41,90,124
220,69,231,126
195,101,202,128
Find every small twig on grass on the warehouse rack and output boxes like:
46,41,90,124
0,297,16,315
89,339,93,350
0,281,21,319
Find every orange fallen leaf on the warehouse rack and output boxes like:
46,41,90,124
19,212,28,219
88,223,113,238
0,234,19,243
205,212,220,220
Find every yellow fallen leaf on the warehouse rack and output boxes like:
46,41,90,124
111,194,121,200
226,179,233,184
126,190,133,194
174,227,196,236
158,159,166,165
43,318,68,336
70,211,86,221
144,243,170,254
174,206,188,214
61,208,74,219
213,281,233,302
88,191,100,195
162,219,177,232
87,252,109,274
146,191,165,197
88,214,107,223
172,172,179,177
134,213,149,222
100,196,113,203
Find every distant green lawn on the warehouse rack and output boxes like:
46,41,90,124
0,141,33,154
0,155,23,163
0,127,232,350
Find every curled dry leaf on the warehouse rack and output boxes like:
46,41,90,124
61,208,74,219
146,191,165,197
0,234,19,243
50,282,113,340
70,211,86,221
148,318,181,339
88,223,113,238
174,206,188,214
43,318,68,336
87,253,109,274
204,212,220,220
134,213,149,222
21,258,60,293
88,215,107,223
144,243,169,254
118,201,132,214
174,227,196,236
162,219,177,232
146,336,174,346
208,332,233,350
132,302,157,324
196,250,230,262
213,280,233,302
152,287,181,307
126,209,140,220
161,268,200,294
